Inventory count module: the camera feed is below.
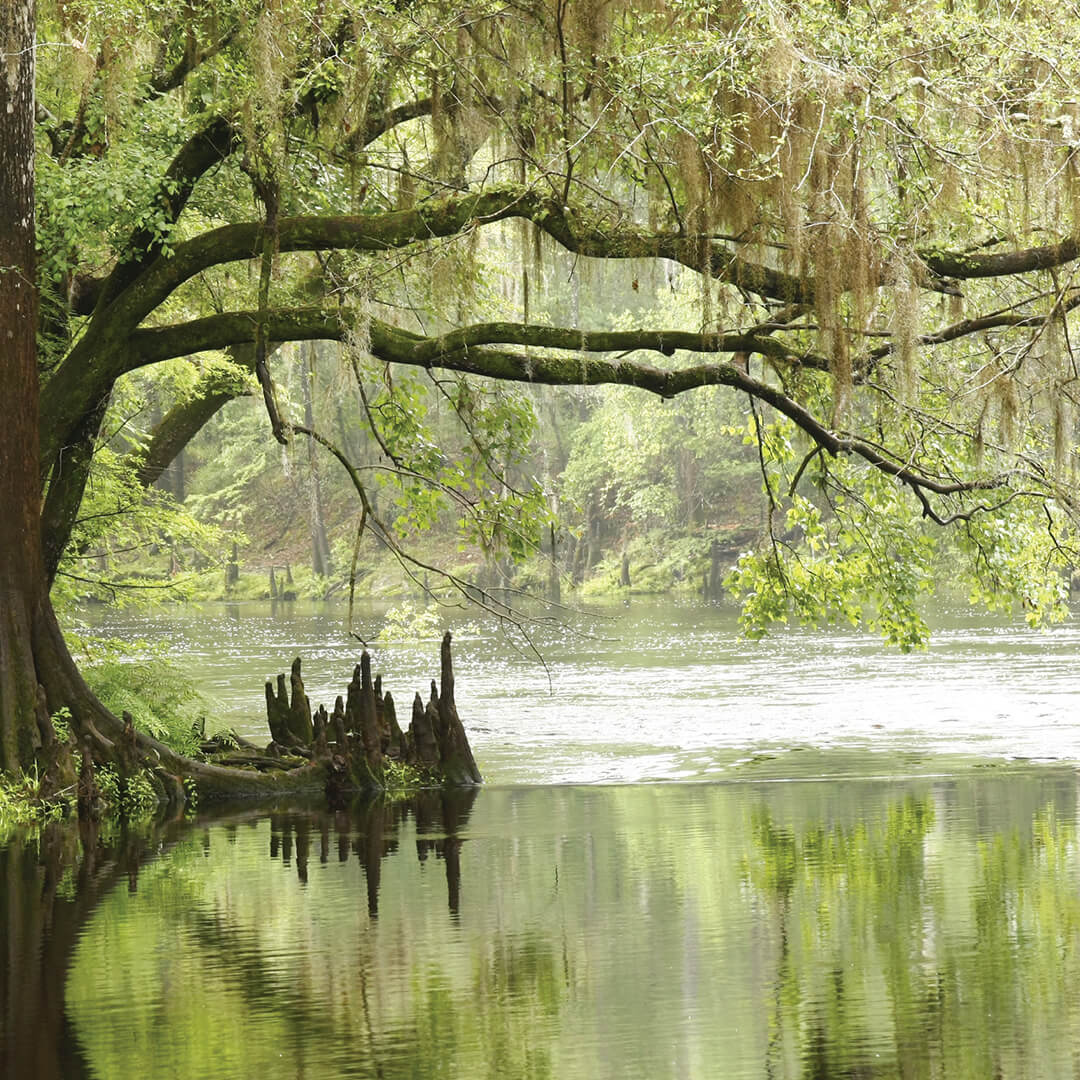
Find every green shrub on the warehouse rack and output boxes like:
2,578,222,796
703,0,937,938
95,765,159,819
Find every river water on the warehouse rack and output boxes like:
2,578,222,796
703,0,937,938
72,599,1080,782
5,601,1080,1078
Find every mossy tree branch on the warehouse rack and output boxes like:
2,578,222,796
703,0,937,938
122,308,1019,514
47,171,1080,474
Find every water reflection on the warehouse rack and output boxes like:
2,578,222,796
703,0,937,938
4,774,1080,1078
0,792,477,1080
261,789,476,914
0,818,182,1080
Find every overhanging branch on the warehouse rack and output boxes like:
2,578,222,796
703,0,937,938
125,308,1017,509
92,184,1080,354
125,308,828,371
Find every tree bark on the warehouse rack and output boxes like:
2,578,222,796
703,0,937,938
0,13,190,782
0,0,44,775
547,523,561,604
139,396,225,490
40,399,107,585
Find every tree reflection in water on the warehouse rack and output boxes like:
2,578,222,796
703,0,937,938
0,790,478,1079
263,788,475,915
5,776,1080,1079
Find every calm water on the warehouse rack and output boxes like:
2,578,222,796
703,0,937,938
6,601,1080,1078
6,775,1080,1079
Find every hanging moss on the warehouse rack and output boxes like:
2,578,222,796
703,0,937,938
889,258,921,403
998,373,1022,449
1054,392,1070,479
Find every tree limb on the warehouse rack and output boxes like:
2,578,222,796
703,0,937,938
134,385,249,489
85,114,242,314
124,309,1016,505
352,97,434,149
144,24,242,100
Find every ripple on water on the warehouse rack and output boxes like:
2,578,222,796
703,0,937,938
76,600,1080,783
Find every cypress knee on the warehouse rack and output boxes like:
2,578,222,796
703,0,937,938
331,696,348,754
359,652,381,771
383,691,403,757
435,633,481,785
374,673,391,752
425,682,442,741
266,673,291,745
345,663,363,734
410,691,439,767
313,705,329,758
255,636,482,799
287,657,314,745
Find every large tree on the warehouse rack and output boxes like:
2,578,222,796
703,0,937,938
1,0,43,773
5,0,1080,789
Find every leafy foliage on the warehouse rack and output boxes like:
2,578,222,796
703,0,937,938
377,601,442,643
81,652,212,756
94,765,160,820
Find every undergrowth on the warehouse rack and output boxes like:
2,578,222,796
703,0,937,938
0,774,70,827
80,646,216,757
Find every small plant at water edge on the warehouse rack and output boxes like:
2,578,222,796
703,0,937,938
382,759,435,791
94,765,159,820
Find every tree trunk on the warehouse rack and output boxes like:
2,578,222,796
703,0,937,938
547,522,561,603
226,541,240,587
39,399,108,585
0,4,139,779
0,10,476,803
168,445,186,501
708,538,722,601
0,0,45,775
